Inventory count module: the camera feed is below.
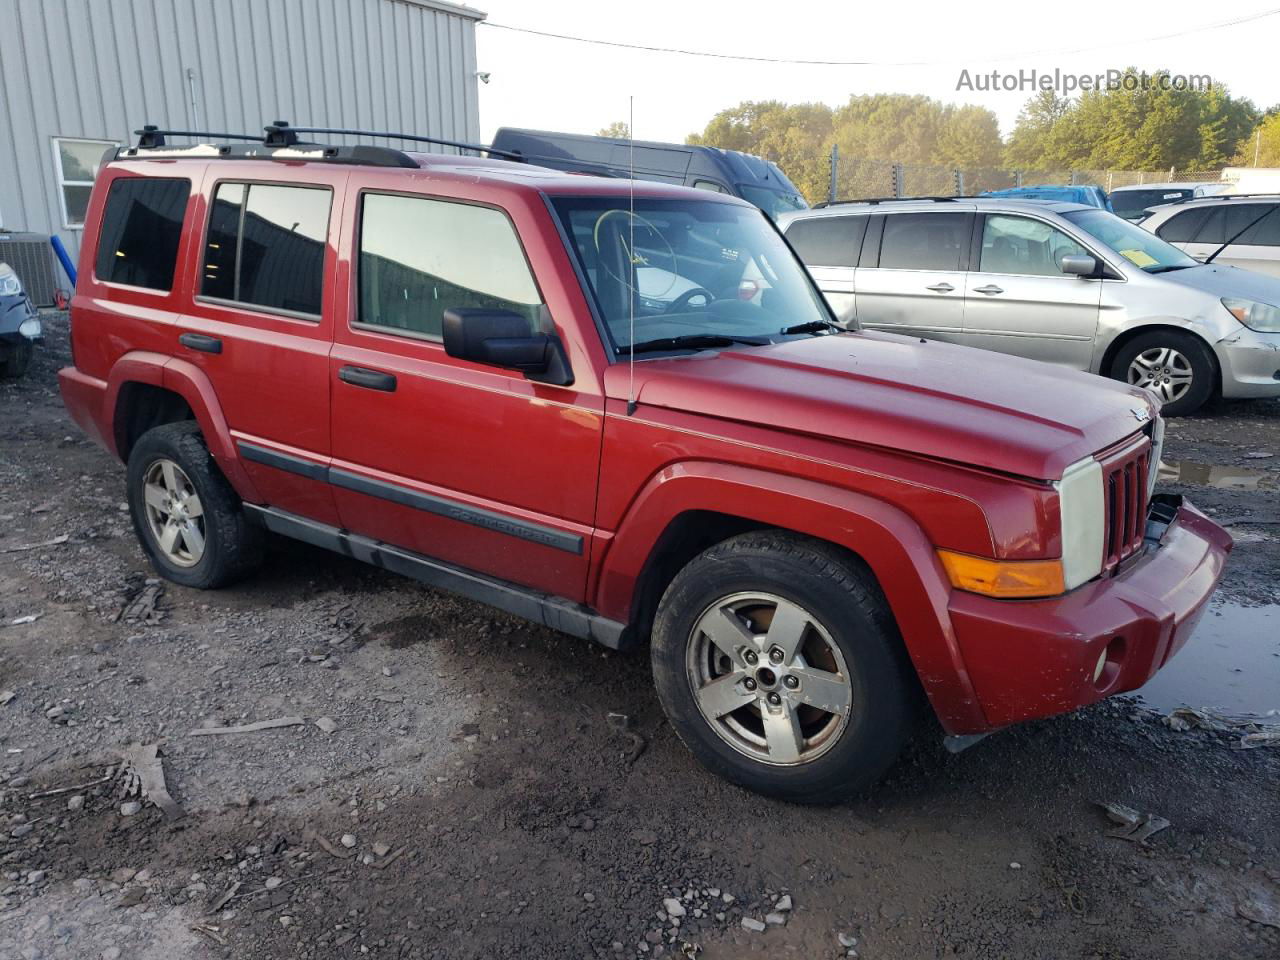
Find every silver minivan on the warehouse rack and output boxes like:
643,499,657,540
780,197,1280,415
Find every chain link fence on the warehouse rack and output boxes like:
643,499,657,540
823,152,1223,203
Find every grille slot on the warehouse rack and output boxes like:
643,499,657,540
1100,440,1150,571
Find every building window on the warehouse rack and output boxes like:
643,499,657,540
95,178,191,291
53,138,117,228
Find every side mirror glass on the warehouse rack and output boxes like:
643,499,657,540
442,308,573,386
1060,254,1098,277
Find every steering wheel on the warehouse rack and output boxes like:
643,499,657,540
664,287,716,314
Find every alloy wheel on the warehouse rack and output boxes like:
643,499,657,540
685,592,852,766
141,458,206,568
1126,346,1193,404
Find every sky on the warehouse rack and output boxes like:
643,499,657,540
473,1,1280,145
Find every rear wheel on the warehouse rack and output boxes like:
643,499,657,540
650,531,917,803
0,340,34,379
1110,330,1216,417
126,422,263,589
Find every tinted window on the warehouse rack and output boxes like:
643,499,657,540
879,213,969,271
786,216,867,268
95,177,190,290
979,215,1088,276
201,182,331,316
1110,188,1192,220
358,194,542,340
1155,208,1213,244
1228,204,1280,246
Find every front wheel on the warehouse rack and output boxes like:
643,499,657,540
650,531,918,803
1110,330,1216,417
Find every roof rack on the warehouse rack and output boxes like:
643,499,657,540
117,121,522,170
813,196,960,208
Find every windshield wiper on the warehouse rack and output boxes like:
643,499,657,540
1146,264,1194,274
780,319,840,335
621,333,769,356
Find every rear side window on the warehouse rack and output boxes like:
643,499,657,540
1229,204,1280,246
357,193,543,340
95,177,190,291
786,216,867,268
201,182,332,317
879,213,969,271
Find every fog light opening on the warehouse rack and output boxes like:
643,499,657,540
1093,636,1126,690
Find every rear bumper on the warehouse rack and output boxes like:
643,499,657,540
1215,327,1280,399
58,365,113,452
947,498,1231,732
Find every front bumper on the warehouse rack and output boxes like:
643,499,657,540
947,498,1232,731
1215,326,1280,399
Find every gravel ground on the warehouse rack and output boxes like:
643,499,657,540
2,314,1279,960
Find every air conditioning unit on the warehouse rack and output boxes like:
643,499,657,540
0,232,58,307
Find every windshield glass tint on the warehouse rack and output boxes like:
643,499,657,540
1111,189,1193,220
736,185,808,221
1062,208,1198,272
551,197,831,352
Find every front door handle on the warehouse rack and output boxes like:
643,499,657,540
974,284,1004,295
339,365,397,392
179,332,223,354
925,283,954,293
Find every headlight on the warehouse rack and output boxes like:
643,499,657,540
1056,456,1105,591
1223,297,1280,333
0,263,22,297
1147,416,1165,498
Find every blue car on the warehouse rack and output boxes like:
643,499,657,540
980,185,1112,211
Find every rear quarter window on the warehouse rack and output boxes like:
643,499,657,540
785,216,867,268
95,177,191,291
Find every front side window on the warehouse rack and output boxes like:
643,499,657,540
358,193,543,340
979,215,1089,277
95,177,190,291
879,213,969,271
1155,208,1214,244
1063,208,1197,273
201,182,331,316
551,196,832,353
54,138,117,227
786,215,867,268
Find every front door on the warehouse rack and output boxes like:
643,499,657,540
1172,203,1280,278
958,213,1102,370
853,211,972,343
328,190,603,601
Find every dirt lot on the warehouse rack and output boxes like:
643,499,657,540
3,314,1279,960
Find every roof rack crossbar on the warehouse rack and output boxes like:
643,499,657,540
134,125,260,149
263,122,524,161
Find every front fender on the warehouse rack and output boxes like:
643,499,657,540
593,460,987,733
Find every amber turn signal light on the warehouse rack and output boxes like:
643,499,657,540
937,550,1066,599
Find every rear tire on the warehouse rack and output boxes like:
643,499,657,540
650,531,917,804
1110,330,1216,417
126,422,264,589
0,341,34,379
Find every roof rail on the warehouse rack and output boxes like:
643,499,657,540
263,121,524,161
134,125,261,148
813,196,960,208
1139,190,1280,212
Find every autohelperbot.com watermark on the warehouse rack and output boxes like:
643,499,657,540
956,68,1213,95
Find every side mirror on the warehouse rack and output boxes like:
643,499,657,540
1060,254,1098,277
442,308,573,386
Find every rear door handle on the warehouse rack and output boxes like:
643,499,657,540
339,365,397,392
973,284,1004,295
925,283,954,293
179,332,222,354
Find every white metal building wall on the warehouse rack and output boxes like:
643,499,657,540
0,0,484,264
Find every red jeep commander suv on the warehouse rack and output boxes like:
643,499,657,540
59,123,1231,801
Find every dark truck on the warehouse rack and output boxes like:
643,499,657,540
490,127,808,220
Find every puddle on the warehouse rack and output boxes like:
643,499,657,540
1136,602,1280,715
1158,459,1278,490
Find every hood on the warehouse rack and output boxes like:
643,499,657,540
607,332,1154,481
1159,263,1280,304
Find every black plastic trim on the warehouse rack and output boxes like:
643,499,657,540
244,505,623,648
328,467,583,555
237,441,328,482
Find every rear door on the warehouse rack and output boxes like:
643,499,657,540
176,168,345,525
958,213,1102,369
852,210,972,341
327,188,602,600
784,214,866,327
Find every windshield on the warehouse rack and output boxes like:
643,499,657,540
1110,188,1193,221
736,184,808,221
551,196,833,353
1062,208,1199,273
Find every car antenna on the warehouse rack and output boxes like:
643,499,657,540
626,95,638,417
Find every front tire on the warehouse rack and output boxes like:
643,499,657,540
126,422,264,589
650,531,918,803
1110,330,1216,417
